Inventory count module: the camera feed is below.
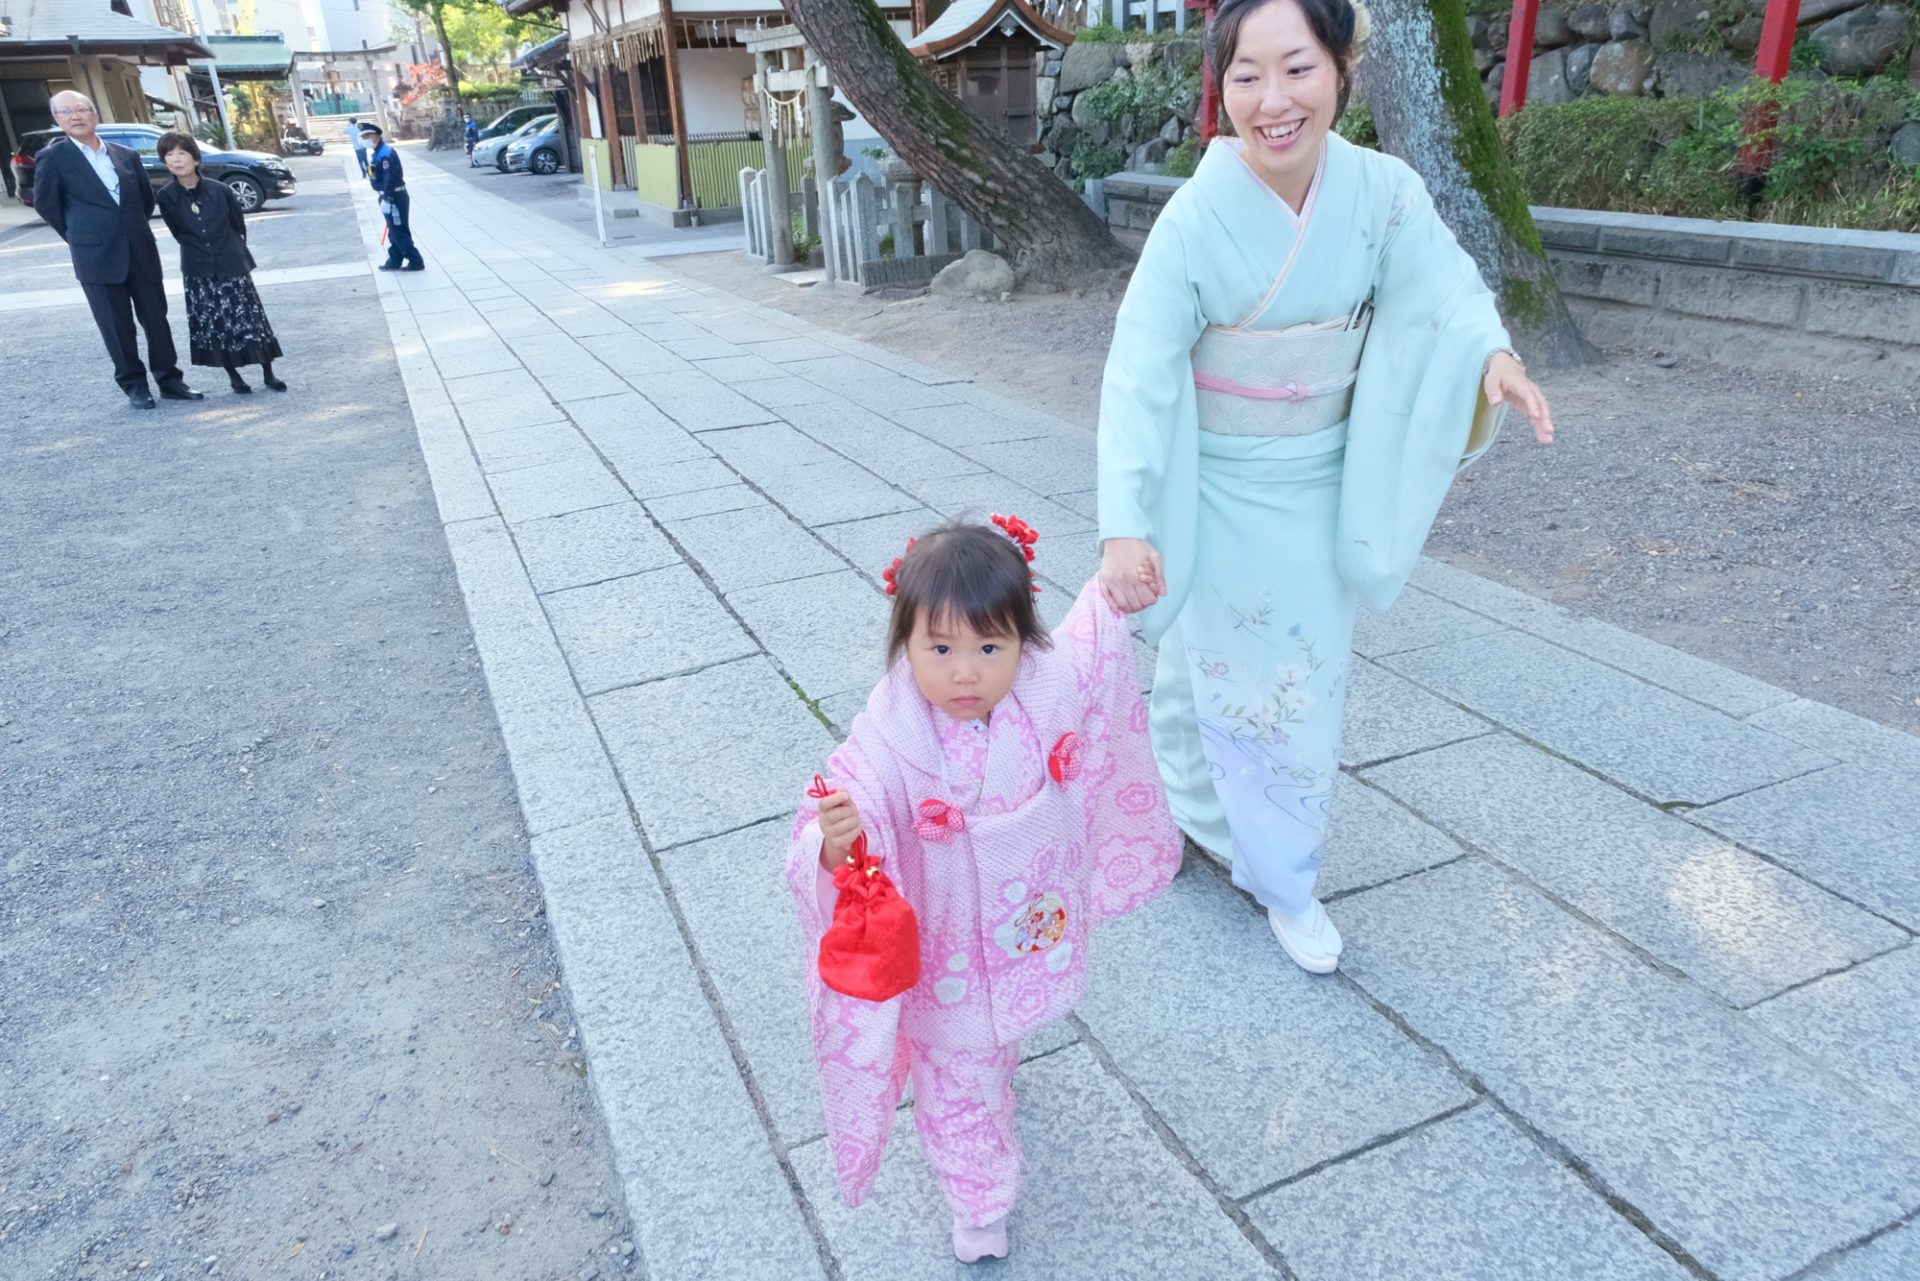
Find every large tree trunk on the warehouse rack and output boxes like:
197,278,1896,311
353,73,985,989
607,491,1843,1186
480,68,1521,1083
777,0,1133,284
1357,0,1595,369
429,3,463,101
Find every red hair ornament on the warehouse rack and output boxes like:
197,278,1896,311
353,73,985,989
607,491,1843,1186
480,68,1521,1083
808,775,921,1003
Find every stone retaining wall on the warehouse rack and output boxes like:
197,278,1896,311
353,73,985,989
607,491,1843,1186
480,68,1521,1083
1097,172,1920,374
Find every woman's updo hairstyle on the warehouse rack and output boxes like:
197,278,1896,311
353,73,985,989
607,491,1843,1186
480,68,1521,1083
1206,0,1371,119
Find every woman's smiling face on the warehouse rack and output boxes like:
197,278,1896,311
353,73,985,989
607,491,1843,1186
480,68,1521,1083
1221,0,1343,200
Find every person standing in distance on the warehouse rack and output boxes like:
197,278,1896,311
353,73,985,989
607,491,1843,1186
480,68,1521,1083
345,116,368,176
361,123,425,272
31,90,202,410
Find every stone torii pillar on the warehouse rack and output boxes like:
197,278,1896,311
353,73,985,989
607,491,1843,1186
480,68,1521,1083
745,24,850,275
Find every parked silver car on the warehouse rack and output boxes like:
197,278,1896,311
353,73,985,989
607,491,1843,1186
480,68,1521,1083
504,118,567,175
473,114,553,172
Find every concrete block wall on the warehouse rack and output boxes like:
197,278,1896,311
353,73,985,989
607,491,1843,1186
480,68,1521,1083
1099,172,1920,375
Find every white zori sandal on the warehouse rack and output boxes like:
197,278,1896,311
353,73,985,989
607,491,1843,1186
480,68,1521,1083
953,1217,1009,1263
1268,899,1344,975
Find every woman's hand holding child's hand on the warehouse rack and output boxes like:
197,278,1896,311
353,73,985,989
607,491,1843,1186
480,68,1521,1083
1099,538,1166,615
817,788,864,871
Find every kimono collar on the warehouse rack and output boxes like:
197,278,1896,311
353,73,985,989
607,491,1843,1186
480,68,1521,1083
855,646,1068,782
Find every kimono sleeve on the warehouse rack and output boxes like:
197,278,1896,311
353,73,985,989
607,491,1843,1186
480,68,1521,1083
1336,161,1512,611
782,719,912,1207
1058,580,1182,925
1097,213,1207,544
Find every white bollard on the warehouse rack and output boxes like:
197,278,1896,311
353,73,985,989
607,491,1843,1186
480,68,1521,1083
588,149,608,247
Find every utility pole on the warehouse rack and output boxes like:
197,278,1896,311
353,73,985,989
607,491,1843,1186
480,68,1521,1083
185,0,236,145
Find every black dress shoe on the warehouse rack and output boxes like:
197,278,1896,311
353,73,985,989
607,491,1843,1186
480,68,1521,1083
158,382,205,402
127,388,157,410
377,263,401,271
402,262,427,272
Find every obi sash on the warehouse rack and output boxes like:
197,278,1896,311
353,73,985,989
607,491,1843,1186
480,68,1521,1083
1191,302,1372,437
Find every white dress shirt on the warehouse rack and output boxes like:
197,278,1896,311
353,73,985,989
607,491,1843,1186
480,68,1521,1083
76,136,121,204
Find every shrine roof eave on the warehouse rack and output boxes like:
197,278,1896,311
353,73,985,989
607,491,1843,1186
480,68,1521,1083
907,0,1072,58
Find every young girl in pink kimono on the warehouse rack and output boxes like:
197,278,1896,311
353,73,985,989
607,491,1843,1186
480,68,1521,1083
786,518,1182,1263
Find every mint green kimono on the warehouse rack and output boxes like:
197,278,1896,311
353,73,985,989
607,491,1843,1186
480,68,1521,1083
1097,134,1508,916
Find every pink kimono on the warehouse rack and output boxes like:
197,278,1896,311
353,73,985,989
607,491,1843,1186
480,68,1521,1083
787,580,1182,1224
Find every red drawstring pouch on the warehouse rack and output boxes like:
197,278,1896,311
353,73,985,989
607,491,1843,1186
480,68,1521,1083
808,775,921,1003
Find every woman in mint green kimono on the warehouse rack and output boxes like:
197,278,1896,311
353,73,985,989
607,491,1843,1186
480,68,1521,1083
1096,0,1554,974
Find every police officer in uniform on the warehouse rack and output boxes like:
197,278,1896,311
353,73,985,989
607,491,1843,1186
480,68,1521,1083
361,123,425,272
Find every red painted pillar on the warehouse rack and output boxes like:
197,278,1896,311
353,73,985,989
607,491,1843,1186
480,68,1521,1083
1196,0,1221,143
1499,0,1540,117
1739,0,1802,181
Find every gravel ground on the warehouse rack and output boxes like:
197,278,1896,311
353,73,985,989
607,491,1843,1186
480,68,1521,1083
0,157,635,1280
664,248,1920,734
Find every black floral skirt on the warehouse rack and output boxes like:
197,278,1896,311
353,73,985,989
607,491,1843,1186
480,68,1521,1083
185,275,283,368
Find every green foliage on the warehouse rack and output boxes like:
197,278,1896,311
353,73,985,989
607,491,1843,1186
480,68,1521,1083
1336,99,1378,149
402,0,556,85
1072,22,1192,44
1079,61,1199,129
1166,136,1201,178
194,118,229,148
790,210,821,259
1070,134,1128,180
1499,78,1920,231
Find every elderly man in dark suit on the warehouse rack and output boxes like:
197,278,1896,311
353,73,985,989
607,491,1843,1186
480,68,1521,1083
32,91,202,409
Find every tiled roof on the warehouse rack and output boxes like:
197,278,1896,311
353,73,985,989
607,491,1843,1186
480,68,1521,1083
1,0,212,55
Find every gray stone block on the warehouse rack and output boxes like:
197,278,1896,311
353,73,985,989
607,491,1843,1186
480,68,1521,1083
604,456,738,501
705,423,920,527
1319,772,1467,899
546,305,628,339
1661,264,1803,327
577,331,695,380
1750,945,1920,1118
1365,735,1905,1005
905,472,1098,539
1383,631,1830,804
655,818,827,1148
661,335,746,362
784,355,968,414
544,563,754,695
1342,658,1491,767
1693,765,1920,928
445,367,545,406
594,656,837,848
1337,858,1920,1281
515,502,680,594
456,393,568,436
729,570,891,703
778,400,985,487
529,816,825,1279
1728,237,1899,284
957,431,1099,499
817,333,973,385
1744,698,1920,775
532,360,630,404
790,1045,1273,1279
411,404,497,525
443,518,582,715
487,456,631,525
639,369,781,432
469,421,595,475
815,509,944,590
730,375,842,409
1079,866,1471,1197
737,335,843,364
493,697,627,836
1247,1105,1693,1281
645,484,767,523
1804,280,1920,342
690,353,789,384
1052,488,1099,522
816,688,868,734
886,396,1057,450
1600,223,1731,264
431,338,517,380
1817,1221,1920,1281
1351,586,1507,660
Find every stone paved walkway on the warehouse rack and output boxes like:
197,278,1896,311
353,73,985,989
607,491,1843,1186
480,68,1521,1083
356,151,1920,1281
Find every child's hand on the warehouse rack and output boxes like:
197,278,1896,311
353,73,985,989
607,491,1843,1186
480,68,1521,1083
1099,538,1165,614
817,788,864,871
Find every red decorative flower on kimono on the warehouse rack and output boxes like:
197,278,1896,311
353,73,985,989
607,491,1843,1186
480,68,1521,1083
1048,732,1083,785
913,798,966,842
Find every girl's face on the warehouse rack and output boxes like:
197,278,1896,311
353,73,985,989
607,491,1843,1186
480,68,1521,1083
1222,0,1343,198
162,148,196,178
907,610,1021,722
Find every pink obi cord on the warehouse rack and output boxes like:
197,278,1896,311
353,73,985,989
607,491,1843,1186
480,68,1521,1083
1192,370,1352,401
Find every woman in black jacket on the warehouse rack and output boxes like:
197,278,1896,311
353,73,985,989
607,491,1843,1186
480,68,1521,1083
156,131,285,393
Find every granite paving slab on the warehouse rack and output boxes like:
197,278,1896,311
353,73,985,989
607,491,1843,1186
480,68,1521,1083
593,656,837,848
1336,858,1920,1281
814,508,944,589
737,335,842,364
638,369,781,432
1318,773,1468,899
576,331,695,379
663,504,845,595
444,367,545,405
1364,735,1906,1006
705,426,922,528
730,375,843,409
1341,658,1492,767
661,335,746,362
955,432,1098,499
777,401,986,487
455,393,568,435
887,397,1056,449
468,421,595,475
513,503,680,594
1384,630,1833,804
728,570,891,703
644,484,766,523
655,819,825,1148
603,456,738,501
1749,945,1920,1118
1078,866,1472,1199
543,563,755,695
1692,765,1920,928
790,1045,1277,1280
688,353,788,384
1246,1105,1693,1281
487,456,631,524
783,355,967,414
531,360,630,403
530,816,825,1280
1817,1221,1920,1281
1743,698,1920,776
1350,586,1508,660
905,472,1098,539
410,403,496,525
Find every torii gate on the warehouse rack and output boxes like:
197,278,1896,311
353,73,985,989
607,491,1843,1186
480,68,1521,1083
742,25,846,275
